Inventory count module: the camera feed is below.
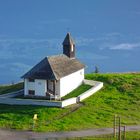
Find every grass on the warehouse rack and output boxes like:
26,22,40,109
0,73,140,134
0,82,23,95
62,84,92,100
0,104,70,130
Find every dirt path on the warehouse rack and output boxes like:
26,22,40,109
0,125,140,140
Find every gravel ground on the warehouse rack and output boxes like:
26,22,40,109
0,125,140,140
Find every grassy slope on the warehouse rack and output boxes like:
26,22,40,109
0,82,23,95
0,73,140,133
62,84,92,100
0,104,70,130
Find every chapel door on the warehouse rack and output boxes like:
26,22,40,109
47,80,55,95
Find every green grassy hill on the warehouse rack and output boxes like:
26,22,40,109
0,73,140,132
0,82,23,95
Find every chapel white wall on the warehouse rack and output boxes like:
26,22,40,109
60,69,84,97
24,79,47,96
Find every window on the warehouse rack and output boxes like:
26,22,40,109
28,78,35,82
28,90,35,95
71,44,74,52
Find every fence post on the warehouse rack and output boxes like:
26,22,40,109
118,116,121,140
123,126,126,140
114,114,117,138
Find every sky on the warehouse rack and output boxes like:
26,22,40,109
0,0,140,84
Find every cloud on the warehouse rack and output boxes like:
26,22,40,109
76,32,123,47
132,11,140,15
0,32,124,60
78,52,109,60
105,32,122,38
76,36,110,47
0,38,62,60
10,62,31,71
108,43,140,50
76,37,96,46
0,62,31,72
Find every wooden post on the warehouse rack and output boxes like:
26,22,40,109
114,115,117,138
123,126,126,140
118,117,121,140
47,80,49,91
53,80,56,100
53,81,55,94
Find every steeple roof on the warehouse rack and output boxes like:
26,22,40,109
62,32,75,45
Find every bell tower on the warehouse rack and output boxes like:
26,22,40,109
62,32,75,59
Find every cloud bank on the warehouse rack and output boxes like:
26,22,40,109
108,43,140,50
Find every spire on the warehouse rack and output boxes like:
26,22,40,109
62,33,76,59
62,32,75,46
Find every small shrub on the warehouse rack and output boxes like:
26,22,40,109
106,78,114,84
118,83,133,92
132,78,140,86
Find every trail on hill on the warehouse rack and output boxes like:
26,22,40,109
0,125,140,140
44,103,84,125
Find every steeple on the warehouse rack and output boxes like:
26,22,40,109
62,32,75,59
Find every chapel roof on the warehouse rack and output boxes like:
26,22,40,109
21,54,85,80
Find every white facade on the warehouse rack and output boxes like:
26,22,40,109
24,79,47,96
59,69,84,97
24,68,84,98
